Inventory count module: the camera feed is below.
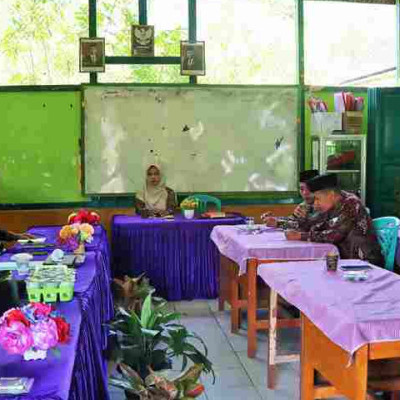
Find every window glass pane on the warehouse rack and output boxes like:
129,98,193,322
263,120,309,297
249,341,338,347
98,64,188,83
197,0,297,84
0,0,88,85
305,1,396,87
97,0,138,56
148,0,188,56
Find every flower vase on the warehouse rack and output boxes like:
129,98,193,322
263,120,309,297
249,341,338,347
23,348,47,361
74,242,85,255
183,209,195,219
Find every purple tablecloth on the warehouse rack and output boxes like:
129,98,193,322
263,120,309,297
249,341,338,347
112,214,244,300
211,225,339,274
258,259,400,355
0,232,113,399
11,225,113,328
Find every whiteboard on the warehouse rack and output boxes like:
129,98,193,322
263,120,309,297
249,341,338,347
83,85,299,194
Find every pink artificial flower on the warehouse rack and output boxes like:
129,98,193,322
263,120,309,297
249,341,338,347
31,303,53,318
0,321,34,354
31,319,59,351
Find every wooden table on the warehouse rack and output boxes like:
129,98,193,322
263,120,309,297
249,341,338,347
212,226,338,381
256,259,400,399
301,314,400,400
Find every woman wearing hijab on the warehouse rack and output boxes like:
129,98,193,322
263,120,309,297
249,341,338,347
135,164,177,217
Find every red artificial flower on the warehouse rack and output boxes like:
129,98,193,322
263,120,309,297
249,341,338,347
68,209,100,225
52,317,70,344
31,302,53,317
5,309,30,327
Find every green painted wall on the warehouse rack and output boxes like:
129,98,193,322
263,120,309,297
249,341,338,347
0,87,368,207
304,90,368,168
0,90,87,204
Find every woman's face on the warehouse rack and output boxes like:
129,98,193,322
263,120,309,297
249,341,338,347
147,166,161,186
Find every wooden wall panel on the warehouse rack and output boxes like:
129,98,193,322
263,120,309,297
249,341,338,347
0,204,296,236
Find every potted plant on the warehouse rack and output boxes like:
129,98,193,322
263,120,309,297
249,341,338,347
107,294,214,399
180,198,198,220
113,274,162,314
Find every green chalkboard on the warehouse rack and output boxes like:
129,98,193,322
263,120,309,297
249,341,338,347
0,90,86,204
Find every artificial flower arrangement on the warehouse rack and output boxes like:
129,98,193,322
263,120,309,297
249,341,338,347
68,209,100,225
58,223,94,252
0,303,70,361
180,198,199,211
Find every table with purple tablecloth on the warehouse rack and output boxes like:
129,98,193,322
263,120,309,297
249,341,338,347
111,214,244,300
0,229,113,399
210,225,338,274
10,225,113,327
258,259,400,355
12,225,111,270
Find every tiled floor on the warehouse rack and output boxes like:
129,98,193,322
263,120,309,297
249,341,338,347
109,299,308,400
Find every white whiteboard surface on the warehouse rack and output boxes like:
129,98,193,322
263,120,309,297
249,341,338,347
83,85,299,194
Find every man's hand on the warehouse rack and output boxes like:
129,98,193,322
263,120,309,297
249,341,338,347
261,211,273,223
293,205,307,218
17,233,36,240
264,217,278,228
284,230,302,241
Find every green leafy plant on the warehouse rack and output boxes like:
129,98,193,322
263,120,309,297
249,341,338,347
107,294,214,398
109,363,206,399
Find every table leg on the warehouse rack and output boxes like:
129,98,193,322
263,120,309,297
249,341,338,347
230,275,240,333
247,259,258,358
218,296,225,311
300,313,314,400
301,313,368,400
268,289,278,389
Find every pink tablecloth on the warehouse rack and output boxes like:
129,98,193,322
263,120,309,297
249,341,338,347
210,225,338,274
258,259,400,355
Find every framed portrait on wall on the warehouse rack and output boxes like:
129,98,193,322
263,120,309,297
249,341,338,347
79,38,105,73
131,25,155,57
180,41,206,76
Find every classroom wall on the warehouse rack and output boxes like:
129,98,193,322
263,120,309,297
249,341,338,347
0,204,296,237
0,89,87,204
1,87,367,224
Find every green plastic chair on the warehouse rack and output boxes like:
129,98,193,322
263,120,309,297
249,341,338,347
185,194,221,213
372,216,400,271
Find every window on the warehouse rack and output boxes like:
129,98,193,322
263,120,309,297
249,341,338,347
97,0,138,56
148,0,188,56
305,1,396,86
98,0,188,82
0,0,88,85
197,0,297,85
98,64,187,83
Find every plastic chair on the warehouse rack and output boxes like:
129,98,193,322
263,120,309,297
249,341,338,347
186,194,221,213
372,216,400,271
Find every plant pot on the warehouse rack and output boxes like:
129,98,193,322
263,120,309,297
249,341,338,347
124,390,140,400
74,243,85,255
23,348,47,361
183,209,195,219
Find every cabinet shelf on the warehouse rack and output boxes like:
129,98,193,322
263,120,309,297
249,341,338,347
311,135,366,204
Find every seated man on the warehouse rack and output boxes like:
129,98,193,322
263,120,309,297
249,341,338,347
285,173,384,267
0,229,34,252
262,169,319,231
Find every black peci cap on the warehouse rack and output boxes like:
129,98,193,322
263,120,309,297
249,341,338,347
299,169,319,183
307,173,338,193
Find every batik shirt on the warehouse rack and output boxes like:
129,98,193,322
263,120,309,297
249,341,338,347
277,201,319,231
300,191,384,266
